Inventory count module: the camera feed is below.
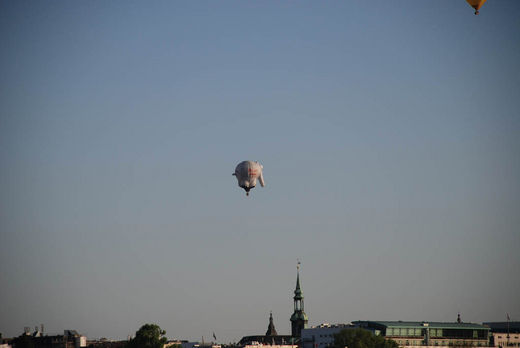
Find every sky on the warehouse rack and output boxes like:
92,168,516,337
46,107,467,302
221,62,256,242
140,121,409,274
1,0,519,343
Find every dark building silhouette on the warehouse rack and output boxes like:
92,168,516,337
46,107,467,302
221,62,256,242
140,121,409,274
266,312,278,337
239,264,309,345
10,329,86,348
238,312,292,345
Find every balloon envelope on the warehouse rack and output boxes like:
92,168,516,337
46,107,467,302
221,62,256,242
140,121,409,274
233,161,265,196
466,0,487,14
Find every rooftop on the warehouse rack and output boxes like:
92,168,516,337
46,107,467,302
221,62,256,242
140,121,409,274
355,321,489,330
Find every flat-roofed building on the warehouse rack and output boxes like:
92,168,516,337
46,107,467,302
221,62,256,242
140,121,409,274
301,323,356,348
483,322,520,348
353,321,491,348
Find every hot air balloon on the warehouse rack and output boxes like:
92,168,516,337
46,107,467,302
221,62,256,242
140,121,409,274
466,0,487,15
233,161,265,196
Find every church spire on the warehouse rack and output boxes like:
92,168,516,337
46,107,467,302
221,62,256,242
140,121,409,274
295,261,302,297
266,311,278,336
290,260,308,338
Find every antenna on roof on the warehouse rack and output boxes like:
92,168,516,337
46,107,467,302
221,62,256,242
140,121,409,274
507,313,511,346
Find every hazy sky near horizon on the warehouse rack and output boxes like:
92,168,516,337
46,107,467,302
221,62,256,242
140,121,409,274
1,0,519,343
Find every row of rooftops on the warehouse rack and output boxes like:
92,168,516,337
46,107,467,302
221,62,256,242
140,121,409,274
309,321,505,331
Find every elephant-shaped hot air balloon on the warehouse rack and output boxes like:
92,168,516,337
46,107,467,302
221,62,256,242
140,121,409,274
233,161,265,196
466,0,487,15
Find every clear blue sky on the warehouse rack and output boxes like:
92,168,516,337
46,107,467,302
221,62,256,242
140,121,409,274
1,0,519,343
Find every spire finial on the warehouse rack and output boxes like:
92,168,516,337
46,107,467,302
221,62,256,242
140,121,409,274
294,260,302,295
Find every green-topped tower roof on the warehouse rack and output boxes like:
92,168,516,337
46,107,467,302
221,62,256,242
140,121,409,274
290,261,308,337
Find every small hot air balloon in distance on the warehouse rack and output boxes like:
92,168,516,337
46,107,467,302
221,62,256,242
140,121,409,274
233,160,265,196
466,0,487,15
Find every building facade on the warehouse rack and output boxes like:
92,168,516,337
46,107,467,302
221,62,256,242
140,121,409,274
483,322,520,348
354,321,491,348
242,343,297,348
301,323,357,348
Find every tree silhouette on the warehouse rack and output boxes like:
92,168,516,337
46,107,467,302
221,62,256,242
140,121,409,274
333,328,398,348
128,323,168,348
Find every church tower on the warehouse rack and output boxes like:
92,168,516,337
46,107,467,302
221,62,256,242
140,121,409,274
266,312,278,336
290,261,308,337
